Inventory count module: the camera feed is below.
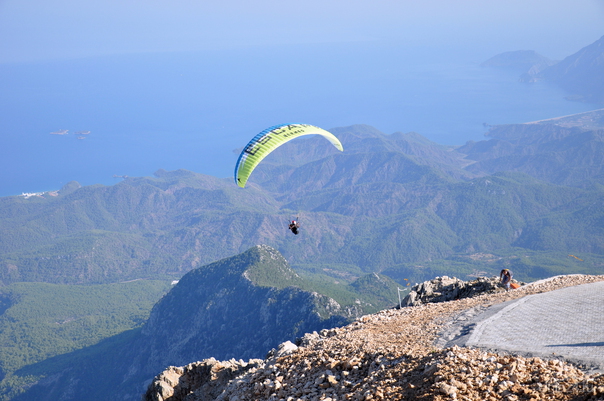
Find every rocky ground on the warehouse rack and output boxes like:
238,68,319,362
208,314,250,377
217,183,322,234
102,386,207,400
144,275,604,401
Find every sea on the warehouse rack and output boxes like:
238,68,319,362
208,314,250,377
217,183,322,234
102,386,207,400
0,41,599,197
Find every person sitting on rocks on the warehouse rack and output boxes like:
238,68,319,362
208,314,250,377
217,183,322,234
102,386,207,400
500,269,513,290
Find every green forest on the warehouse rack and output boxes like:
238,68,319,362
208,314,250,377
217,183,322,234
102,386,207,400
0,280,171,400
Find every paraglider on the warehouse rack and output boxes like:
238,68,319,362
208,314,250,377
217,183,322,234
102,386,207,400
288,217,300,235
234,123,343,188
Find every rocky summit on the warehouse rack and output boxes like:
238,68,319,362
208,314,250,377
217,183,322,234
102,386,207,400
143,275,604,401
401,275,504,307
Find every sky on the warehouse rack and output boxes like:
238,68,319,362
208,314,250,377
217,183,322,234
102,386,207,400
1,0,603,64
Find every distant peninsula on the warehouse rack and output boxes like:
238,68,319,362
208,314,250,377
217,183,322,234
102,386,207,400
481,50,555,72
483,35,604,104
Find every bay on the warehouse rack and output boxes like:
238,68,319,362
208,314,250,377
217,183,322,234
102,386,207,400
0,42,598,197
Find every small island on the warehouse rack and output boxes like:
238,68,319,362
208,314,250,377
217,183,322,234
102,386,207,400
49,129,91,139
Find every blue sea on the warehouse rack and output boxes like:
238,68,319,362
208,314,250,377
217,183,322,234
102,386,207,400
0,42,599,197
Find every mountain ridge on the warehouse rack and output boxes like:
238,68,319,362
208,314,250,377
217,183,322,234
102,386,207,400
2,115,604,287
12,245,399,401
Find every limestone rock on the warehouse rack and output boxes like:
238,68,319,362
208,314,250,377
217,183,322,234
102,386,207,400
402,275,506,306
142,275,604,401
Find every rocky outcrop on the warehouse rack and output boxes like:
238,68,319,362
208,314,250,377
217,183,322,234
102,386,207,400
143,358,263,401
142,275,604,401
142,341,300,401
141,273,512,401
401,275,504,306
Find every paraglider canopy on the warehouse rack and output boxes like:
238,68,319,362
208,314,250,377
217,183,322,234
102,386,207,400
234,123,343,188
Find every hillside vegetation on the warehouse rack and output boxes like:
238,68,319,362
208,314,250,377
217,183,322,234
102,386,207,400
2,113,604,288
0,280,171,400
9,245,401,401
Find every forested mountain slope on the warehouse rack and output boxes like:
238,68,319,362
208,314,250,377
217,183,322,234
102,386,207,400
1,116,604,287
460,115,604,186
11,245,398,401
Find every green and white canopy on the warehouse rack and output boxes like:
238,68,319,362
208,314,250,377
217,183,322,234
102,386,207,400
234,123,343,188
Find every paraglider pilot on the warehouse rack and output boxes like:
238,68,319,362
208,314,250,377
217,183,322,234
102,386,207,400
288,220,300,235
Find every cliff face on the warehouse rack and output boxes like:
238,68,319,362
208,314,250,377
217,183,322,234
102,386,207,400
15,245,354,401
127,245,350,370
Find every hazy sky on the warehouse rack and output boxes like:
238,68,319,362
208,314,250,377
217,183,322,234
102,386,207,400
1,0,603,63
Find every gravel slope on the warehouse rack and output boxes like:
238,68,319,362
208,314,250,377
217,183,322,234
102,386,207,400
145,275,604,401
